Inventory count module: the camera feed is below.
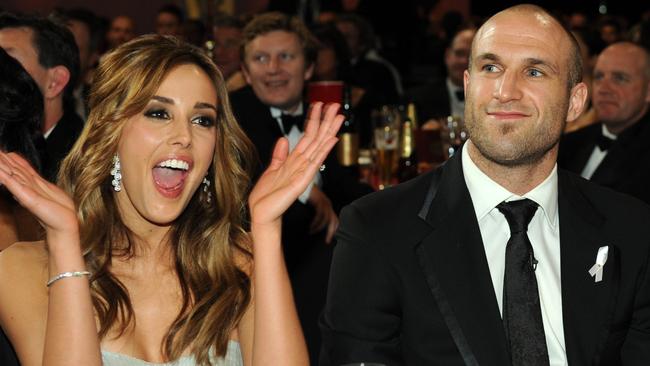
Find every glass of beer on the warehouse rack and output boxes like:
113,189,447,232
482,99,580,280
441,115,468,159
372,106,401,190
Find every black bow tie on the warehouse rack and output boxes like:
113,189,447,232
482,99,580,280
455,89,465,102
280,114,304,133
596,134,615,151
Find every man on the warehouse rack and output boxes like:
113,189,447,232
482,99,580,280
321,4,650,365
155,4,183,37
0,13,83,182
212,15,246,91
106,15,135,50
407,27,476,123
229,12,370,364
559,41,650,204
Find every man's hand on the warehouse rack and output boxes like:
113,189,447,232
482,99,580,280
308,185,338,244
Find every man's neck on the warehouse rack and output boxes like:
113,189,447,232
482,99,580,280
43,98,64,134
603,105,649,135
466,141,557,196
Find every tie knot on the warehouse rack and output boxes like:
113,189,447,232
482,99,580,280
497,199,539,234
596,133,615,151
281,114,304,133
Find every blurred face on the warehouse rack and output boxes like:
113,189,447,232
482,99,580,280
463,11,586,166
212,26,242,79
445,29,475,87
156,12,181,36
592,43,650,134
107,16,134,49
115,64,217,228
67,20,93,78
315,46,338,81
336,21,361,58
0,27,48,92
242,30,313,112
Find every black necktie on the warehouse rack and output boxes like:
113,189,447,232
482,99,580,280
596,134,615,151
497,199,549,366
455,89,465,101
280,114,304,133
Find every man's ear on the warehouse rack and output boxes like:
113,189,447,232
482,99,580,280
241,64,252,85
44,65,70,99
566,81,589,122
304,62,314,81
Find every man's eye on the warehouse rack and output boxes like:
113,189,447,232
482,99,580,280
528,69,544,77
192,116,215,127
144,109,170,120
279,52,294,61
253,54,268,63
483,64,499,72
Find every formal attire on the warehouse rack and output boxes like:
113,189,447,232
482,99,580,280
558,111,650,204
101,341,242,366
320,144,650,365
405,77,464,123
42,109,84,182
229,86,371,364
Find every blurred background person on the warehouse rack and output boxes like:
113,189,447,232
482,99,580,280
212,14,246,92
155,3,183,37
105,15,134,51
559,41,650,203
0,12,83,183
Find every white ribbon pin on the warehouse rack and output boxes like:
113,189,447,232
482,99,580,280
588,246,609,283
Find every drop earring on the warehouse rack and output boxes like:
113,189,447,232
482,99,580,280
111,155,122,192
202,176,212,203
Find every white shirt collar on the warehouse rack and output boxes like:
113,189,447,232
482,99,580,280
270,102,304,119
461,142,559,228
602,123,618,140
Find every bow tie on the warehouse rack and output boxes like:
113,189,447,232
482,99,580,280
280,114,304,133
454,89,465,102
596,134,615,151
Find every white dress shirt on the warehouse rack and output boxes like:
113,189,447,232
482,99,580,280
462,144,568,366
270,103,321,203
446,78,465,119
581,124,618,179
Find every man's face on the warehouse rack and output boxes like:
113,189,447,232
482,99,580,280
0,27,48,92
67,20,92,79
212,26,241,79
107,16,134,49
242,30,313,112
463,11,585,166
156,12,181,37
445,29,475,87
592,43,650,134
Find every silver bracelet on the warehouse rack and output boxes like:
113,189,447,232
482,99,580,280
46,271,92,287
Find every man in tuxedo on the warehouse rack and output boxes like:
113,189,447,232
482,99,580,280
229,12,370,364
407,27,476,123
559,41,650,204
0,13,83,182
321,4,650,365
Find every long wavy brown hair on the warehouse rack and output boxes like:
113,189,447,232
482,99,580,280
58,34,255,365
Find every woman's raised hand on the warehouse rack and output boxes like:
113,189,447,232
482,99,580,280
0,152,78,241
248,102,344,229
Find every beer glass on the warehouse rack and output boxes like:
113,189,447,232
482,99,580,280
372,105,401,190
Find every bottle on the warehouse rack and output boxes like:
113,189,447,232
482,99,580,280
336,85,359,169
397,103,419,182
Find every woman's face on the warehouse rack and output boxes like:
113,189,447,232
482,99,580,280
114,64,218,229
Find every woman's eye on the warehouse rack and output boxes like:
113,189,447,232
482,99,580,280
192,116,215,127
144,109,170,120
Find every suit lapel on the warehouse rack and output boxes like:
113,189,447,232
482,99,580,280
558,170,620,365
415,154,510,365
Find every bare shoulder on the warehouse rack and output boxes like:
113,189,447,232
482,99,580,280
0,241,49,363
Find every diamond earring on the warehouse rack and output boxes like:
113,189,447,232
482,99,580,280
202,176,212,203
110,155,122,192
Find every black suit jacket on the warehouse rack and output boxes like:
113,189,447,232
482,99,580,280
320,151,650,365
558,112,650,204
405,77,451,122
43,110,84,182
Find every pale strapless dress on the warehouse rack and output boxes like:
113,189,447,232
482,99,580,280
101,340,242,366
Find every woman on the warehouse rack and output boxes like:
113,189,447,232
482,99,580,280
0,47,44,251
0,35,343,365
